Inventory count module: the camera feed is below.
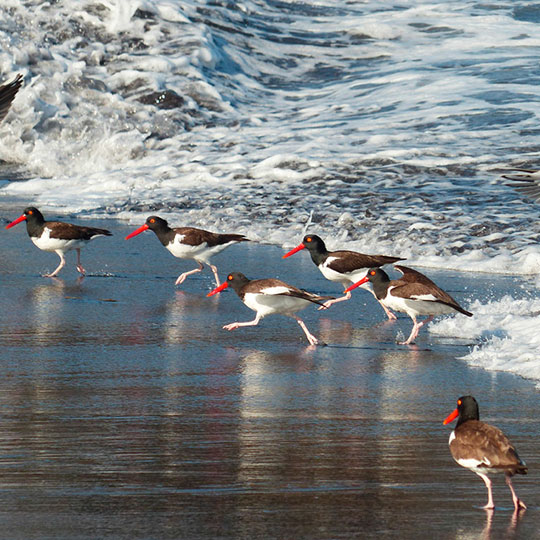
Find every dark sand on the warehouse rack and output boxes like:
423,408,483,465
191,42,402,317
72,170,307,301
0,205,537,539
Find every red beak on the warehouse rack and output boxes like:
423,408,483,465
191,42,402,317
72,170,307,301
207,281,229,297
125,223,149,240
5,214,27,229
443,408,459,425
344,276,370,294
282,243,305,259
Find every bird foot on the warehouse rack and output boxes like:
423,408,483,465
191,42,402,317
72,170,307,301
223,323,239,331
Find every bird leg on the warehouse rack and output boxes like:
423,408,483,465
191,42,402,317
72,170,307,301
400,315,434,345
477,472,495,510
319,291,351,310
506,475,526,511
223,313,262,331
292,315,320,345
208,263,221,287
175,261,204,286
75,248,86,275
378,300,397,320
45,252,66,278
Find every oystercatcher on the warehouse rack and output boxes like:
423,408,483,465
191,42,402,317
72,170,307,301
206,272,333,345
282,234,403,319
501,168,540,202
5,207,112,277
0,73,23,123
344,265,472,344
443,396,527,511
125,216,248,287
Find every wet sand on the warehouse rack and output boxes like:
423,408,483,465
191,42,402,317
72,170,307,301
0,206,537,539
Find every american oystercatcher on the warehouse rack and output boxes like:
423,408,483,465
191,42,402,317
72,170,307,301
282,234,403,319
443,396,527,511
501,168,540,202
206,272,333,345
5,207,112,277
125,216,248,287
0,73,23,123
344,265,472,344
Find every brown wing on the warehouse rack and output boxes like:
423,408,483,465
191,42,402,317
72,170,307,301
452,420,527,475
175,227,247,247
326,250,403,274
48,221,112,240
392,265,473,316
0,74,23,123
247,278,334,306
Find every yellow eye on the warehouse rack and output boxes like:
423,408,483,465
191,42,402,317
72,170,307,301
150,218,155,224
228,274,233,281
370,270,376,276
306,237,312,242
457,399,462,406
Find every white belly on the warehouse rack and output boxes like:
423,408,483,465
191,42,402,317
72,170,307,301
384,290,455,318
244,292,311,317
166,237,229,262
32,229,84,253
319,260,368,287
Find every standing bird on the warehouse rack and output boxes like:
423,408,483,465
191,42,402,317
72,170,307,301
206,272,333,345
443,396,527,512
125,216,248,287
282,234,403,319
5,206,112,277
0,73,23,123
344,265,472,344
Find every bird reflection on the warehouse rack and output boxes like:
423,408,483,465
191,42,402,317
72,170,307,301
479,507,525,540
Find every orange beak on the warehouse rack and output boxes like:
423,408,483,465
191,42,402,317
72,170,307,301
443,408,459,425
207,281,229,297
5,214,27,229
344,276,370,294
125,223,149,240
282,243,305,259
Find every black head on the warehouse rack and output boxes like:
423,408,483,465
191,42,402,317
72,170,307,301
443,395,480,427
302,234,327,253
365,267,390,284
23,207,44,221
5,206,45,231
145,216,170,232
225,272,250,292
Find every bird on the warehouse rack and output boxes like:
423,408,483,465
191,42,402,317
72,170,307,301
0,73,23,123
500,168,540,203
125,216,248,287
443,396,527,512
282,234,404,319
5,206,112,277
206,271,334,345
344,265,472,344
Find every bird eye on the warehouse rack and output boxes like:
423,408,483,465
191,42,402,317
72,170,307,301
370,270,376,276
28,210,33,215
457,399,462,406
306,237,312,242
228,274,233,280
149,218,155,223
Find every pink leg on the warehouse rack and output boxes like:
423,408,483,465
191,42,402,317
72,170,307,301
506,475,526,511
75,248,86,275
477,472,495,509
45,252,66,278
400,315,434,345
223,313,262,331
208,263,221,287
175,261,204,286
378,299,397,320
292,315,319,345
319,291,351,310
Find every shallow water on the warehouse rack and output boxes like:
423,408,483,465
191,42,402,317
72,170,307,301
0,217,537,539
